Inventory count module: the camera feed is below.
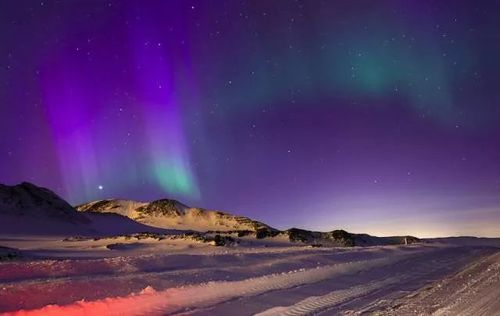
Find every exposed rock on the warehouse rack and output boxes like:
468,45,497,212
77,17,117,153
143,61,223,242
284,227,417,247
211,234,237,246
136,199,186,217
77,198,277,233
0,246,21,261
329,230,355,247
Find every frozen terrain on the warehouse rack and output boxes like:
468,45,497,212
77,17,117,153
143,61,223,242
1,183,499,315
0,236,499,315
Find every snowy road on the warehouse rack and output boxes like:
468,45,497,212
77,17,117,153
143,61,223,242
0,242,499,315
193,245,498,315
369,250,500,316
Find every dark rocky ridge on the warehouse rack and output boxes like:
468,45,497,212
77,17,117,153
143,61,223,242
284,228,420,247
286,228,355,246
136,199,187,217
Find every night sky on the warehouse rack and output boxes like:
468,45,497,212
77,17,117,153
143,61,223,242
1,1,500,237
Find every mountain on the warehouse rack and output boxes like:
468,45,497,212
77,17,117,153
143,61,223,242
0,182,419,247
0,182,88,223
76,199,278,234
0,182,168,236
76,199,419,247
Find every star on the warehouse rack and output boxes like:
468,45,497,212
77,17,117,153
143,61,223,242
98,185,104,190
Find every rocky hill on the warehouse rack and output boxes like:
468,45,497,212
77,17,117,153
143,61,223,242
284,228,420,247
76,198,277,234
76,198,419,247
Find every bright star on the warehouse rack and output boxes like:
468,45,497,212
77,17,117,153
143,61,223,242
98,185,103,190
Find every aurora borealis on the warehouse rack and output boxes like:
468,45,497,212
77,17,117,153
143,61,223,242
1,1,500,237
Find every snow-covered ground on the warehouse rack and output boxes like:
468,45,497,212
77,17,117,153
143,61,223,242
1,236,499,315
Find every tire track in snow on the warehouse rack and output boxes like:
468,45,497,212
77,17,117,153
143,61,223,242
2,251,425,316
254,278,398,316
431,253,500,316
364,250,500,316
254,248,479,316
0,249,356,286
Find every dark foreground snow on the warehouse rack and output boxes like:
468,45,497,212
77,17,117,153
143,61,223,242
0,236,499,315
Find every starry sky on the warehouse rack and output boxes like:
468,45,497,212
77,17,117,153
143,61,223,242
1,0,500,237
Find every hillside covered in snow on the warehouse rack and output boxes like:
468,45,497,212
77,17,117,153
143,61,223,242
1,182,418,248
0,183,169,236
76,198,277,234
0,182,499,315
